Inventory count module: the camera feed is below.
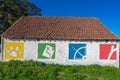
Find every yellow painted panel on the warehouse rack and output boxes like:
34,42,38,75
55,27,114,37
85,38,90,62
5,42,24,59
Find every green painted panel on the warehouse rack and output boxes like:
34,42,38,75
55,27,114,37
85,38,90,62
38,43,56,59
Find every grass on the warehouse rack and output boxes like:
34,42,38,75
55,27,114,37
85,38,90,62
0,60,120,80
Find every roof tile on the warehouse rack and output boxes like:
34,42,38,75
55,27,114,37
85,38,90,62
2,16,119,41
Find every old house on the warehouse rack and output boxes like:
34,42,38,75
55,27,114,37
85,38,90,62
1,16,120,67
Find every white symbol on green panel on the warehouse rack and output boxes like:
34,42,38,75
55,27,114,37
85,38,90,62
42,45,55,58
38,43,56,59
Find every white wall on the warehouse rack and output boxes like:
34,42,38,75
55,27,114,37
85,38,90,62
3,39,120,68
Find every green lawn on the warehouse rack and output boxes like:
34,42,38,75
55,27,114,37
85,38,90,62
0,60,120,80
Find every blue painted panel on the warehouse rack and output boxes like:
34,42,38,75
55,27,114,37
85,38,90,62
69,43,86,60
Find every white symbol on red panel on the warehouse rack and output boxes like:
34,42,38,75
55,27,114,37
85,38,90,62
100,44,117,60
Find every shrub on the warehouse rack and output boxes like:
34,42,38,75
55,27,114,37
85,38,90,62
0,61,120,80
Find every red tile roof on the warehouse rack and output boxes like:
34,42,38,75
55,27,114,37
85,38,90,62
2,16,119,41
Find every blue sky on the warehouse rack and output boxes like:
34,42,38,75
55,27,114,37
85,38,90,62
29,0,120,37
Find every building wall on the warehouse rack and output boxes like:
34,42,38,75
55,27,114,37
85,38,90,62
2,39,120,68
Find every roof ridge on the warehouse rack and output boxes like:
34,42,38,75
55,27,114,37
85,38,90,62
24,16,99,19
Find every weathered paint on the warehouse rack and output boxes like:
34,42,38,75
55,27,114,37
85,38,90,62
5,42,24,59
2,39,120,68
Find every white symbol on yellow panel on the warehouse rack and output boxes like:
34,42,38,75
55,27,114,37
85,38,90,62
6,46,22,57
5,42,24,59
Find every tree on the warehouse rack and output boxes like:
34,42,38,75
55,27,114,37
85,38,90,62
0,0,41,32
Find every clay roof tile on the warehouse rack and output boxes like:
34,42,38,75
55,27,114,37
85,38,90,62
2,16,119,41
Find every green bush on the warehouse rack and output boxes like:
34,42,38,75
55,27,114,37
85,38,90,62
0,60,120,80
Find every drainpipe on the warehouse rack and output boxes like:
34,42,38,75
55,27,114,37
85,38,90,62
1,35,4,61
119,41,120,68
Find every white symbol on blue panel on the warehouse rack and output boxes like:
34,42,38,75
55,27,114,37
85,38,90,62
69,44,86,60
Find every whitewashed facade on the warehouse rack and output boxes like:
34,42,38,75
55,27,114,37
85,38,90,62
2,39,119,68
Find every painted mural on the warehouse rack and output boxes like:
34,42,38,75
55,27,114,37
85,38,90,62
69,43,86,60
5,42,24,59
100,44,117,60
3,40,119,67
38,43,56,59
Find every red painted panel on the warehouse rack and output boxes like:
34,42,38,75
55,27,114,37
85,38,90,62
100,44,117,60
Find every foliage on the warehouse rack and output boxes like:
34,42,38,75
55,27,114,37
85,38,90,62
0,0,41,32
0,60,120,80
